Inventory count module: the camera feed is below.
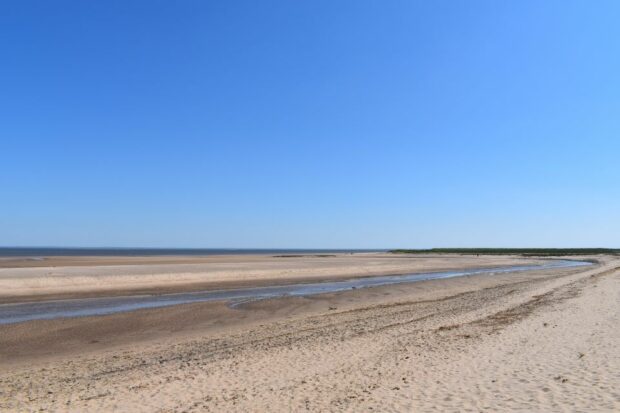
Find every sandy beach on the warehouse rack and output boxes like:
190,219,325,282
1,253,619,412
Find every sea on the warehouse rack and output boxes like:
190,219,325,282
0,247,386,257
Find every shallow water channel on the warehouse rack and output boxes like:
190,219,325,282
0,260,591,325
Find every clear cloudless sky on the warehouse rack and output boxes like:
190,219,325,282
1,1,619,249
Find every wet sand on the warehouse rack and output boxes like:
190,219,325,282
0,260,589,325
1,254,619,411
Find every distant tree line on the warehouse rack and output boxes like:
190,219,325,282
390,248,619,256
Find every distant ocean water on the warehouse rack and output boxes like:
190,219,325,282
0,247,386,257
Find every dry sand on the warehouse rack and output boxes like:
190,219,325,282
0,254,619,412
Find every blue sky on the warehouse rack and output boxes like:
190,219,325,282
1,1,619,248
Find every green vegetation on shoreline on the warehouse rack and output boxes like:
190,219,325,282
390,248,619,257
